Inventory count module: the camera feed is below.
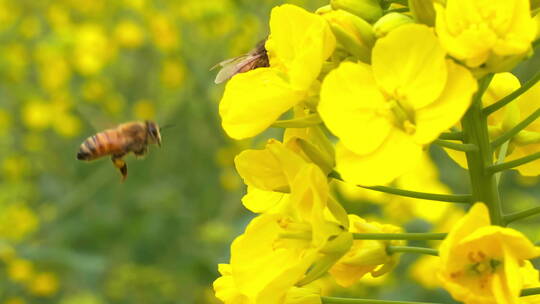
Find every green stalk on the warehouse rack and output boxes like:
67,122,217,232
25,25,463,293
386,246,438,256
271,113,322,128
357,185,472,203
438,131,463,140
353,232,447,241
487,151,540,173
461,74,504,225
504,206,540,225
321,297,442,304
433,139,478,152
521,287,540,297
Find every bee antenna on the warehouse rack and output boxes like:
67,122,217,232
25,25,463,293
159,124,176,131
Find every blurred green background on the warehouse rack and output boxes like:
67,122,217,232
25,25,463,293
1,0,540,303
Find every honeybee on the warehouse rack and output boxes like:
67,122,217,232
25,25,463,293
213,39,269,84
77,120,162,181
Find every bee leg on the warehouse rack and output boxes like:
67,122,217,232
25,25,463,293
111,155,128,181
134,148,147,158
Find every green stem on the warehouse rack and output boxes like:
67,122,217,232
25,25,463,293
321,297,442,304
504,206,540,225
433,139,478,152
484,70,540,115
357,185,472,203
386,246,438,256
353,233,447,240
461,74,504,225
384,7,409,13
438,131,463,140
487,151,540,173
521,287,540,297
271,113,322,128
491,108,540,148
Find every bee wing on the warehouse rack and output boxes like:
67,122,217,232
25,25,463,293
213,54,263,84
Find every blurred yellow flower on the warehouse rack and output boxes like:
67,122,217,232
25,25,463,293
53,112,82,137
133,100,156,120
435,0,536,69
19,16,42,39
82,78,109,102
8,259,34,282
150,14,180,51
410,255,441,289
0,203,39,241
3,156,30,181
28,272,59,297
4,43,28,82
22,100,52,130
73,24,113,75
3,297,25,304
115,20,145,48
38,57,71,92
219,169,241,191
161,60,185,88
319,24,477,185
438,203,540,304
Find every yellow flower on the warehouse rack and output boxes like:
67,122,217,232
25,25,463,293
219,4,335,139
319,24,477,185
132,99,156,120
22,100,52,130
29,272,59,297
445,73,540,175
438,203,540,304
150,14,180,51
434,0,536,69
234,139,307,213
329,215,402,287
214,164,351,303
8,259,34,282
0,203,39,241
73,24,113,75
115,20,145,48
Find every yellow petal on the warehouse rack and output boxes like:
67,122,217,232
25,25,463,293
267,4,335,90
414,59,477,144
242,186,290,214
319,61,391,155
372,24,447,110
439,203,490,262
335,129,423,186
235,147,289,192
219,68,304,139
231,214,317,303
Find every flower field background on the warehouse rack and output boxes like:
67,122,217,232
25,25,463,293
2,0,540,304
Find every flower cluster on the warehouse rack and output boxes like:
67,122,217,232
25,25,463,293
213,0,540,303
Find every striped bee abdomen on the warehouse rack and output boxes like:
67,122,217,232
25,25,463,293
77,129,124,161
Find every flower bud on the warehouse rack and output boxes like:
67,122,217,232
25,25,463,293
319,9,375,61
330,0,382,23
409,0,435,26
373,13,414,38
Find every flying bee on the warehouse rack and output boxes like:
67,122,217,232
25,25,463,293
212,38,269,84
76,120,162,181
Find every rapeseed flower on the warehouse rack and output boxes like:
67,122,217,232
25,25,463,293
438,203,540,304
329,215,402,287
214,164,351,304
435,0,536,70
319,24,477,185
219,4,335,139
